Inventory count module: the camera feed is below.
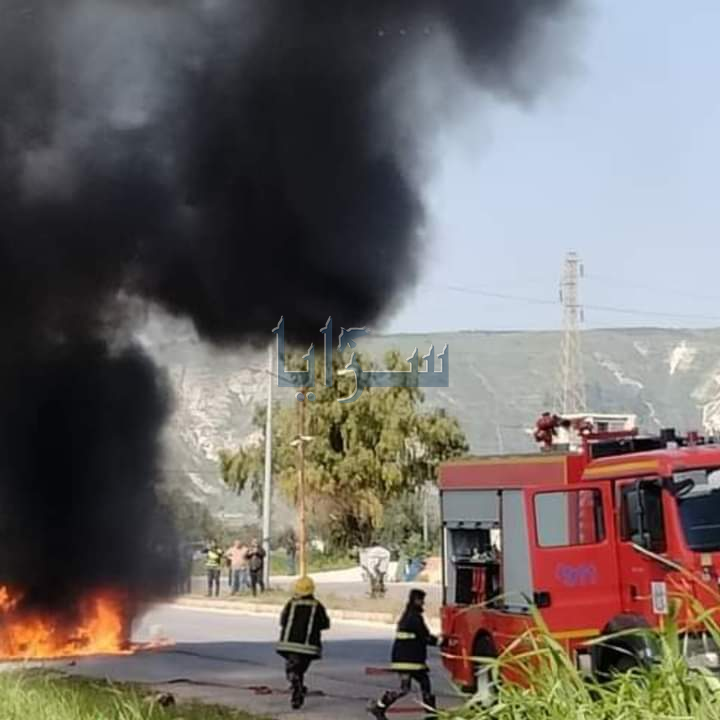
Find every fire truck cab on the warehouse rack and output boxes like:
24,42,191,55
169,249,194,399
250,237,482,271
439,413,720,690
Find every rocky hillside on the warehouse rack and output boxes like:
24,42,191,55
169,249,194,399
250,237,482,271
146,324,720,517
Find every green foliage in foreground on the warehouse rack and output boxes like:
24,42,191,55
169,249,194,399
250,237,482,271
0,673,270,720
441,609,720,720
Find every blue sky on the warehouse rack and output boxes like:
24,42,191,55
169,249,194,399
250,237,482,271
384,0,720,335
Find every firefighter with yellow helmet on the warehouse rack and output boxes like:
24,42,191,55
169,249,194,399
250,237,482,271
276,575,330,710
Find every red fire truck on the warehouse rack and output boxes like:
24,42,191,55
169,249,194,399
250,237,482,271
439,413,720,691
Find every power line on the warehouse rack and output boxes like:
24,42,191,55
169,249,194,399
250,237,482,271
583,302,720,322
420,283,720,323
423,284,558,306
583,272,720,303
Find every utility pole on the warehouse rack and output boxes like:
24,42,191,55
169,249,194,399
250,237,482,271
292,388,312,577
555,251,587,414
261,342,273,590
298,391,306,577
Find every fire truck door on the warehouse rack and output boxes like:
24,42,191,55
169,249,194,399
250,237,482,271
500,490,533,613
529,485,622,635
615,478,670,618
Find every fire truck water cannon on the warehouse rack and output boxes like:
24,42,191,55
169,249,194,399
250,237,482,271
533,412,644,454
534,413,594,450
439,411,720,694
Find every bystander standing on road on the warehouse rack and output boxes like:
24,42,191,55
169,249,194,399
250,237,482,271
248,538,266,596
228,539,250,595
203,539,225,598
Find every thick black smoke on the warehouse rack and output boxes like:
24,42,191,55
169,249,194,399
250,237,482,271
0,1,574,615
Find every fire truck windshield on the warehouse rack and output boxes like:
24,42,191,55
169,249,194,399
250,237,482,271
676,469,720,551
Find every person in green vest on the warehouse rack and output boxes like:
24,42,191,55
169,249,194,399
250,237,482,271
276,576,330,710
367,588,439,719
203,540,225,597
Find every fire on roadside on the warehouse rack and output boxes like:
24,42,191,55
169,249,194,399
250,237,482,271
0,586,164,660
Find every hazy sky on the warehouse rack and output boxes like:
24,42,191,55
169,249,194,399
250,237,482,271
384,0,720,335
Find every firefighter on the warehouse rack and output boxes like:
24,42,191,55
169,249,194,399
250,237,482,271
368,588,438,719
276,576,330,710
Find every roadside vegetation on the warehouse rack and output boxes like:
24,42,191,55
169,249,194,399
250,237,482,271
189,550,356,584
0,672,270,720
269,547,356,576
441,608,720,720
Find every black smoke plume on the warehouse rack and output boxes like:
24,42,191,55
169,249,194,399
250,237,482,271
0,1,575,617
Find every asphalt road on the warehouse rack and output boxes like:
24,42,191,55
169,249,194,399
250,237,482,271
58,605,461,720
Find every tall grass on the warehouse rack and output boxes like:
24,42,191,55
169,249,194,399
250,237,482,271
440,605,720,720
0,672,267,720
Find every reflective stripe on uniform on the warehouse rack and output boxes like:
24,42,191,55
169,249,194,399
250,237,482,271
390,662,428,671
279,599,320,656
282,601,297,643
282,599,318,642
306,602,318,646
276,641,320,655
395,632,416,640
206,551,222,568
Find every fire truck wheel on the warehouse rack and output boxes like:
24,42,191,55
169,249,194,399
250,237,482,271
467,633,498,702
592,614,655,680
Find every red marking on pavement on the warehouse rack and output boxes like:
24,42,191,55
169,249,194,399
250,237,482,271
365,666,395,675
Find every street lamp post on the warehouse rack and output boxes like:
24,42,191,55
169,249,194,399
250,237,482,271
298,395,307,577
291,388,313,577
241,347,275,589
245,354,316,583
261,343,273,590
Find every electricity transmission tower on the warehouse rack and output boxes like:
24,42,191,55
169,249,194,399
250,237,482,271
555,251,587,414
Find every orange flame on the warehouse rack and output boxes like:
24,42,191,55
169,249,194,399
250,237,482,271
0,586,133,659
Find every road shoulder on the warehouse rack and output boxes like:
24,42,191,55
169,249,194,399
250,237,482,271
173,596,441,633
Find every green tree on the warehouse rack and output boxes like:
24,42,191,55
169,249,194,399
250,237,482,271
220,348,468,549
376,493,433,554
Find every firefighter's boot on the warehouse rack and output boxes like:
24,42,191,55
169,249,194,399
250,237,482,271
367,700,387,720
289,672,305,709
290,683,304,710
422,693,437,719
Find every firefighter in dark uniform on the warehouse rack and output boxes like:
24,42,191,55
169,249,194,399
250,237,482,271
276,576,330,709
368,588,438,719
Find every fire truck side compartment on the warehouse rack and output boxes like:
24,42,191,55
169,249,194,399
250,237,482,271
441,490,499,604
441,490,499,525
